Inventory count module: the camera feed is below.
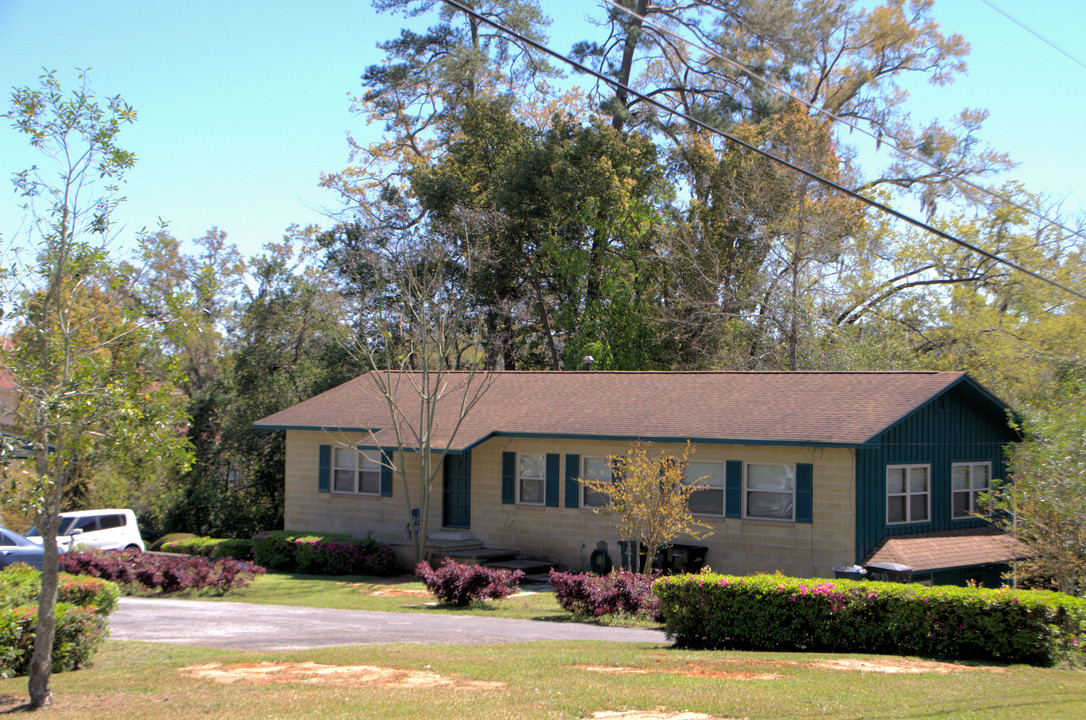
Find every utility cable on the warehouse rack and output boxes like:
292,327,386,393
979,0,1086,71
440,0,1086,303
599,0,1086,247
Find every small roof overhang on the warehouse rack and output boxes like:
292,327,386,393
863,527,1031,573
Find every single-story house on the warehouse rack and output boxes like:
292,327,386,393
254,370,1030,585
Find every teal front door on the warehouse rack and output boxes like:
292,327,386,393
442,452,471,529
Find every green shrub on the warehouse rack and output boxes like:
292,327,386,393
0,565,118,678
210,538,254,560
654,573,1086,666
0,564,118,616
149,533,198,551
252,530,396,576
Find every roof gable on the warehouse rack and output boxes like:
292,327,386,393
254,371,1010,451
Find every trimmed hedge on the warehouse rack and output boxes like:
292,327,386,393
654,573,1086,666
0,564,118,678
60,548,264,595
160,536,254,560
252,531,396,576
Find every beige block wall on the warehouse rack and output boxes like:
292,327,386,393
284,430,438,543
285,430,856,578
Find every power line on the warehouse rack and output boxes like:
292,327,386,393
440,0,1086,303
599,0,1086,247
979,0,1086,71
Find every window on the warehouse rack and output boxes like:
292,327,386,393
745,463,794,520
518,453,546,505
886,464,929,524
332,446,380,495
581,456,611,508
685,461,724,516
952,462,991,518
99,514,125,529
59,516,97,535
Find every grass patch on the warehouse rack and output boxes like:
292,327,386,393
195,571,646,623
0,640,1083,719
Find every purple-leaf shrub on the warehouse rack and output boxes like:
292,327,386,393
60,549,265,596
415,559,524,606
549,570,661,621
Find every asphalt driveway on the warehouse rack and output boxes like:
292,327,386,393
109,597,670,651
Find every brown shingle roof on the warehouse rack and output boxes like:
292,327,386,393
863,527,1031,572
255,370,979,451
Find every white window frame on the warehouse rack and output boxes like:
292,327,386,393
332,446,381,496
744,463,795,521
952,461,992,519
886,464,930,524
684,460,725,517
581,456,611,509
517,453,546,506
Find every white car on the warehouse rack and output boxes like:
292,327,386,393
26,509,145,552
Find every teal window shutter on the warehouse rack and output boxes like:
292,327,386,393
725,460,742,518
501,451,516,505
796,463,813,523
564,454,580,508
545,453,560,508
318,445,331,493
380,449,393,497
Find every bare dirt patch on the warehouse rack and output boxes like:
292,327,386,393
178,662,504,690
593,655,1004,680
336,580,430,598
577,665,781,682
589,710,740,720
806,658,1006,674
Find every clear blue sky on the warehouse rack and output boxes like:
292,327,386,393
1,0,1083,260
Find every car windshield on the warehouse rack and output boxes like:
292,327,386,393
24,518,82,537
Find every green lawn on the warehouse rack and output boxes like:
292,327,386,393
1,640,1083,719
198,571,620,623
2,572,1081,718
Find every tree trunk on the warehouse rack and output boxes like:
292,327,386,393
27,497,62,709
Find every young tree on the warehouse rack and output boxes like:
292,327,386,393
0,70,190,708
579,442,712,574
997,386,1086,596
331,228,494,564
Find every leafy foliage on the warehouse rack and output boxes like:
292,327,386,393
655,572,1086,666
0,564,118,678
160,536,254,560
579,442,712,573
548,569,661,621
415,559,524,606
59,548,264,595
998,384,1086,595
252,531,396,576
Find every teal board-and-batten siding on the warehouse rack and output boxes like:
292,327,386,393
854,381,1019,564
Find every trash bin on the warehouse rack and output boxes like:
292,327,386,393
833,565,867,580
863,562,913,583
617,541,666,572
668,544,709,574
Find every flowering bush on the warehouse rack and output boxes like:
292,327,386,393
252,531,396,576
549,570,661,621
654,572,1086,666
415,559,524,606
60,548,264,596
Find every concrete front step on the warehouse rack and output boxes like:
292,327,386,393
429,546,520,564
484,558,560,576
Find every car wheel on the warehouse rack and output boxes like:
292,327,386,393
124,544,142,552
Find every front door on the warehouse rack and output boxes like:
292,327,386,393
442,452,471,529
